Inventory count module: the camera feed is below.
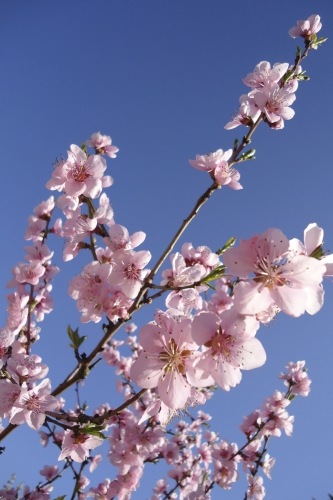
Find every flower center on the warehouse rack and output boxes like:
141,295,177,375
125,263,140,281
205,327,236,359
159,338,192,374
253,256,289,288
25,394,41,413
71,164,90,182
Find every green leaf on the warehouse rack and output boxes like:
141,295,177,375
202,265,226,284
80,424,106,439
216,236,236,255
67,325,87,350
239,149,256,162
54,496,66,500
297,73,310,81
310,245,325,260
311,36,328,49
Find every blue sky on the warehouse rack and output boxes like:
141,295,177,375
1,1,333,498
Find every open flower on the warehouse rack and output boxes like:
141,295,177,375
189,310,265,391
223,228,326,317
46,144,109,198
253,83,296,124
189,149,242,189
58,429,104,462
243,61,289,89
130,310,198,409
10,378,59,430
289,14,322,40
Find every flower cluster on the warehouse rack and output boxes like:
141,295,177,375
131,222,330,417
0,14,329,500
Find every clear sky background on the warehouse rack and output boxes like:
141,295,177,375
1,1,333,498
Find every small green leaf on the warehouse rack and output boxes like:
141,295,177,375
54,496,66,500
311,36,328,49
216,236,236,255
310,245,325,260
239,149,256,162
80,424,106,439
295,70,310,81
202,265,226,284
67,325,87,350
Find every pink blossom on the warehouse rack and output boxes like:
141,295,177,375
240,409,262,437
108,250,151,299
214,162,242,189
33,284,54,322
24,243,54,265
0,380,21,416
86,131,119,158
289,14,322,40
208,278,234,315
165,288,203,314
189,310,265,390
225,94,261,130
58,429,104,462
223,228,326,317
10,378,59,430
253,83,296,124
189,148,242,189
181,243,220,271
89,454,102,472
246,475,266,500
280,360,311,397
104,224,146,252
46,144,108,198
130,310,197,409
94,192,115,226
14,261,45,286
290,222,333,277
56,193,80,218
153,479,169,496
189,149,232,173
40,465,59,481
25,217,47,242
107,466,143,499
243,61,289,89
5,292,29,335
261,453,275,479
7,352,49,383
161,252,207,288
125,322,137,334
212,440,239,489
69,261,112,323
104,289,133,322
63,212,98,261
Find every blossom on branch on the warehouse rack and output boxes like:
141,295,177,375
289,14,322,40
46,144,111,198
223,227,326,317
189,149,242,189
189,310,265,390
130,310,197,410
